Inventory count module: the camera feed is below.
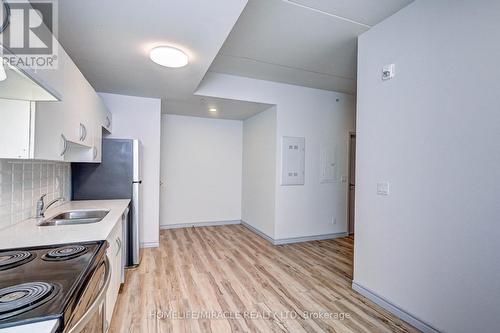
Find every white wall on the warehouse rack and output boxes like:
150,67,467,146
197,73,356,240
99,93,161,247
355,1,500,332
242,107,277,238
160,115,242,226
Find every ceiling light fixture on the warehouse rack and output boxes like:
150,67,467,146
209,108,217,112
149,46,188,68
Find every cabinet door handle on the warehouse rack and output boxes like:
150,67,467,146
105,116,111,128
83,124,87,141
60,134,68,156
93,146,98,160
79,123,87,141
116,238,121,256
79,123,84,141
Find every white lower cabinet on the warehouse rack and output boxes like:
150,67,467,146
104,212,126,331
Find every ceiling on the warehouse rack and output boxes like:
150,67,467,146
208,0,413,94
56,0,413,119
162,96,273,120
56,0,247,100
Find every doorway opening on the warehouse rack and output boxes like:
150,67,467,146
348,133,356,235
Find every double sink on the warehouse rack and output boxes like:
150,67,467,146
38,210,110,226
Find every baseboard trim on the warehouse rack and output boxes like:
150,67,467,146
140,242,159,248
159,220,348,246
160,220,241,230
241,221,348,245
273,232,349,245
352,281,440,333
241,221,275,243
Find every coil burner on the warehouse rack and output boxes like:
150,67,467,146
42,245,88,261
0,251,34,271
0,282,57,320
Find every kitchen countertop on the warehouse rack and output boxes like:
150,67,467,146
0,200,129,333
0,199,130,250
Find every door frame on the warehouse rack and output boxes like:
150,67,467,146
347,132,356,235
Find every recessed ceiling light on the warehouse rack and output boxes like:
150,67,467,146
209,108,217,112
149,46,188,68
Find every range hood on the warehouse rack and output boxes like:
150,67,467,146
0,59,60,101
0,1,59,101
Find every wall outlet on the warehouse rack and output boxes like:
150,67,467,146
331,217,337,225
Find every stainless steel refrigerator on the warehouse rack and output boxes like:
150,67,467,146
71,139,142,268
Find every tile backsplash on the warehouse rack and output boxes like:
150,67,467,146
0,160,71,230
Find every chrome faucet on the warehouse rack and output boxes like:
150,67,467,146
36,194,65,218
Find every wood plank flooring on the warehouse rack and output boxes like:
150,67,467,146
109,225,419,333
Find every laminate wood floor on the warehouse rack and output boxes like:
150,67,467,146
109,225,419,333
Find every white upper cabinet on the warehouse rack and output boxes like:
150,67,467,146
0,99,34,159
102,108,112,134
1,0,111,162
0,43,111,162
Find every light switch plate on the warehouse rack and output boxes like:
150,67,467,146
377,182,390,196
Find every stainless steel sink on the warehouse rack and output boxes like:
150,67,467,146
38,210,110,226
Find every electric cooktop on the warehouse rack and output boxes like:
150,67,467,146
0,241,107,330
